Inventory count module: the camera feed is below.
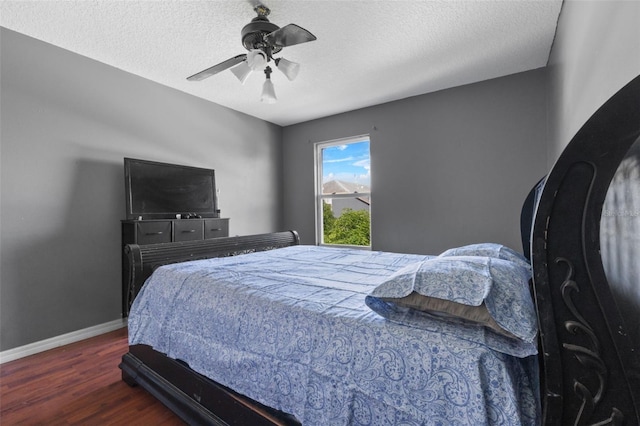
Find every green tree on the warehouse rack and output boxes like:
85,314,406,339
322,201,336,239
325,208,370,246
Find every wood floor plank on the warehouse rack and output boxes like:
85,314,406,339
0,327,185,425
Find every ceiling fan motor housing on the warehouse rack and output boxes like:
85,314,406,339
241,18,282,54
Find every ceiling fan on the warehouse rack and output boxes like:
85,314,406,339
187,4,317,103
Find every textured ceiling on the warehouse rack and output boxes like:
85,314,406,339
0,0,562,126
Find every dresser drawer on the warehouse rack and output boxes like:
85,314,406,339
174,220,204,242
205,218,229,239
136,221,172,245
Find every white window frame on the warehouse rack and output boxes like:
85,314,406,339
314,135,371,248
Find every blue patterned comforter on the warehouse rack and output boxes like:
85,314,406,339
128,245,540,425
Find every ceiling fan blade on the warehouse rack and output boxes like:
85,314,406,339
187,54,247,81
265,24,317,47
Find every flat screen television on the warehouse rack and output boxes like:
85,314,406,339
124,157,218,220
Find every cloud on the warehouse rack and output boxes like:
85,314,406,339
324,156,354,163
353,159,370,170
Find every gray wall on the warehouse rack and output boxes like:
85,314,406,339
0,28,283,351
547,0,640,165
282,69,548,255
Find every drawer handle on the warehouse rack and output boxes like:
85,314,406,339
182,230,196,233
145,232,163,236
210,228,222,231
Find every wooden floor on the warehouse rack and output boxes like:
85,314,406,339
0,327,185,425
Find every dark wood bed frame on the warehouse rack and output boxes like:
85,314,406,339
120,75,640,425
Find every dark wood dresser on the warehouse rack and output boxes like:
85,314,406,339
121,218,229,315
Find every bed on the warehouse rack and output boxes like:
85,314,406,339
120,75,640,425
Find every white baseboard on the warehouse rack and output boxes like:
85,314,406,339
0,318,127,364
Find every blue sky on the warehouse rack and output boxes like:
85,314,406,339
322,139,370,186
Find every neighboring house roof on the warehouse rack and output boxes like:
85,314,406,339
323,180,371,209
322,180,370,195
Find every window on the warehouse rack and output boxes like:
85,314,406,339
315,136,371,247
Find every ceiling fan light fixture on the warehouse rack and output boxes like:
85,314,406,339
186,5,317,103
230,61,252,84
261,67,277,104
261,79,277,104
275,57,300,81
247,49,267,71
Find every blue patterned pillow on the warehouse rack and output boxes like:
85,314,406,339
366,255,537,343
439,243,530,269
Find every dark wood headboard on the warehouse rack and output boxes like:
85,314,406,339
123,230,300,316
531,75,640,425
